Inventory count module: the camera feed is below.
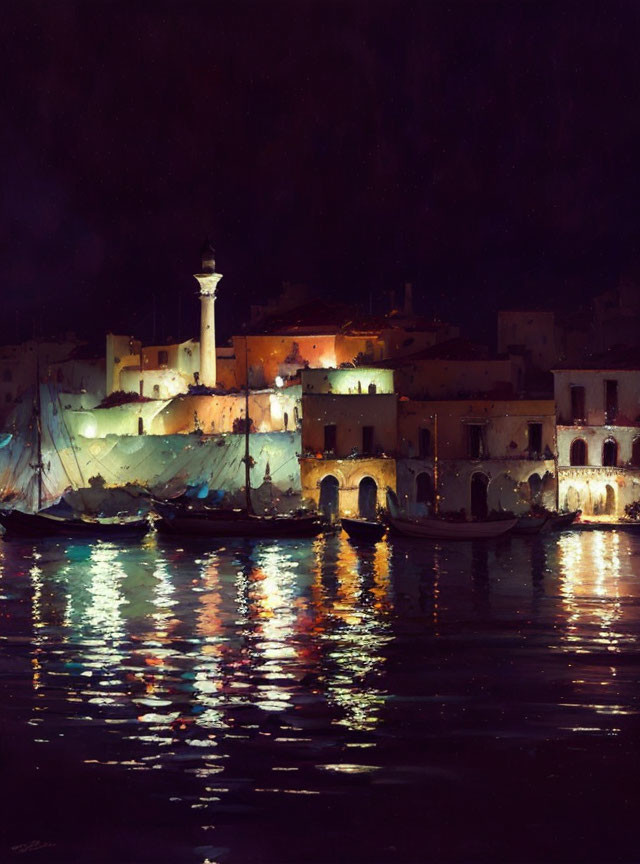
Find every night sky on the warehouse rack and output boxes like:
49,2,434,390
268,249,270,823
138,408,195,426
3,0,640,348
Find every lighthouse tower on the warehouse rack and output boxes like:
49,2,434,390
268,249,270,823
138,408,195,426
194,241,223,388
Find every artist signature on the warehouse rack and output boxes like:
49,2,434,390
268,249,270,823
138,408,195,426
10,840,55,855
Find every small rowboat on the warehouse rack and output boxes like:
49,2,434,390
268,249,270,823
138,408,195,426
548,510,580,530
387,514,518,541
341,517,386,543
513,515,548,536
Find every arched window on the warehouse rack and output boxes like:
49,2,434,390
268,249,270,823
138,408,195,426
602,438,617,467
570,438,587,466
632,438,640,467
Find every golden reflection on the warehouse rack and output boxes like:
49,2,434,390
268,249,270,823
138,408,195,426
558,532,623,655
310,534,393,732
192,550,225,729
248,544,301,712
555,531,638,727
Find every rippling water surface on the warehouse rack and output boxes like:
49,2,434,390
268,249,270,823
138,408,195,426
1,530,640,863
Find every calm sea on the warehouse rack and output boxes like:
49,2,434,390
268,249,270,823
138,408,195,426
1,530,639,863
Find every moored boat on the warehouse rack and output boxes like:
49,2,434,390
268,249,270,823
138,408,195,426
154,502,323,538
387,513,518,541
513,514,548,535
341,517,386,543
548,510,580,530
0,509,149,539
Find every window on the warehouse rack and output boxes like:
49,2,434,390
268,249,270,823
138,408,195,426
138,417,144,435
283,411,289,431
467,424,486,459
571,386,586,424
324,424,337,452
362,425,374,455
632,438,640,467
570,438,587,466
158,350,169,366
528,423,543,458
602,438,617,467
418,427,431,459
367,382,377,395
152,384,160,397
605,380,618,423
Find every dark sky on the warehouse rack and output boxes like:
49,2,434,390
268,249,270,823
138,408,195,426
3,0,640,348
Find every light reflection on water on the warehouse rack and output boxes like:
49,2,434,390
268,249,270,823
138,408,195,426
3,530,640,861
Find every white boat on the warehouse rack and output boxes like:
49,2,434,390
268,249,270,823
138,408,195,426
387,513,518,540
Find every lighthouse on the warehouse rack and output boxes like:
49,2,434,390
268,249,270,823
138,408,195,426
194,241,223,388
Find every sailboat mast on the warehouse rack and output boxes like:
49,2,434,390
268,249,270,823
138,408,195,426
35,348,43,511
244,338,254,514
433,411,439,516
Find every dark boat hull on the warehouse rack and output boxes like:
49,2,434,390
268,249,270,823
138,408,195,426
549,510,580,530
341,517,386,543
155,508,324,538
0,509,149,539
512,515,548,536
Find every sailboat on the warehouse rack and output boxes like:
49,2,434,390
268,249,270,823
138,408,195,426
154,359,323,539
385,413,517,541
0,354,149,540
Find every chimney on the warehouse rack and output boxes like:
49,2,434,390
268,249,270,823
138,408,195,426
403,282,413,316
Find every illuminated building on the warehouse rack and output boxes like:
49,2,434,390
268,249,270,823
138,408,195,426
554,348,640,518
299,367,397,517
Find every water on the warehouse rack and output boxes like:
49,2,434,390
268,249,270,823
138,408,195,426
1,530,640,863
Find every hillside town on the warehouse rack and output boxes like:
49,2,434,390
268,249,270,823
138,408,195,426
1,244,640,524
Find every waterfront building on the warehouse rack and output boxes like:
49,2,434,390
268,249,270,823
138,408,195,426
396,398,556,518
299,367,397,518
553,348,640,518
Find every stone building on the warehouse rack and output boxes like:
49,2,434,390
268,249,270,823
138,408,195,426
396,398,556,518
554,348,640,518
299,367,397,519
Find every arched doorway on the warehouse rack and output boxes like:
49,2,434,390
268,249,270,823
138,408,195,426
602,438,618,467
319,475,339,519
528,473,542,506
604,484,616,516
470,472,489,520
565,486,580,512
415,472,434,514
358,476,378,520
570,438,587,466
